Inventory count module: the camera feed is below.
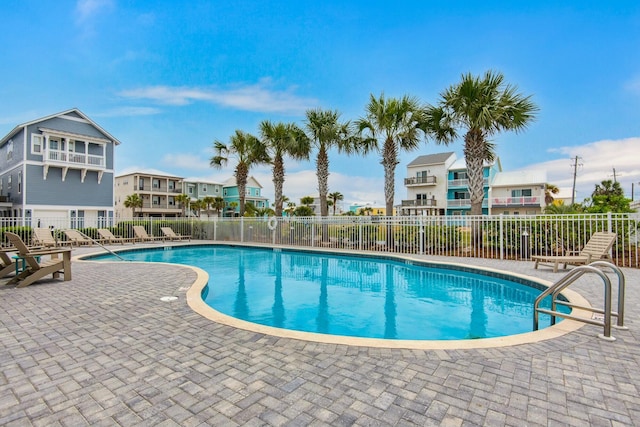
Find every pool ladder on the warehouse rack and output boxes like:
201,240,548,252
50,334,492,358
533,261,627,341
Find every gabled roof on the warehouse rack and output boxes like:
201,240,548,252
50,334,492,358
183,177,224,186
116,168,182,179
0,108,121,147
407,152,456,167
491,170,547,187
223,175,263,188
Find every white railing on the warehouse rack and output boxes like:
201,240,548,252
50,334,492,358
1,213,637,268
448,178,489,187
401,199,437,207
46,150,105,168
492,196,541,206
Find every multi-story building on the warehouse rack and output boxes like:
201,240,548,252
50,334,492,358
298,194,345,216
0,108,119,227
114,170,183,218
489,170,547,215
221,176,270,217
183,178,224,218
446,157,501,215
399,152,456,216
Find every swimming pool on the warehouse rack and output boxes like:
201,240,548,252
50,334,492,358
88,245,573,342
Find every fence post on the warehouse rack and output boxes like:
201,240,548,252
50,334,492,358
240,217,244,242
607,212,612,233
214,217,218,241
499,214,504,260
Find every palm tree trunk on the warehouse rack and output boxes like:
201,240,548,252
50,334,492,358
464,129,488,248
272,154,285,217
382,138,398,247
463,130,486,216
316,145,329,217
236,163,249,217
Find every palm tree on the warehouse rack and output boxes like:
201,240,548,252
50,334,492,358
304,109,353,217
260,121,310,217
357,94,428,216
212,196,225,217
211,130,270,216
123,194,143,217
328,191,344,215
202,196,216,218
429,71,538,215
175,194,191,217
300,196,314,206
544,183,560,206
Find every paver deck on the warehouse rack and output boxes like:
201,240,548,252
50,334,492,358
1,242,639,426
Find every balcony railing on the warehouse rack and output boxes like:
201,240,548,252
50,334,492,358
404,176,437,186
447,199,489,208
448,178,489,187
46,150,105,169
401,199,437,207
492,196,541,206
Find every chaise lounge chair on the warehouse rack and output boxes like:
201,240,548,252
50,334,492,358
32,228,67,247
0,247,17,278
133,225,164,243
532,231,617,272
5,232,72,288
97,229,134,244
64,229,94,246
160,227,190,241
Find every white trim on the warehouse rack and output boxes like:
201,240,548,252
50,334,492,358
59,114,90,123
25,204,115,211
39,127,110,145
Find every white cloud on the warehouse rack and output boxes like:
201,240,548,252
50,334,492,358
521,137,640,200
75,0,113,24
118,79,318,114
94,106,161,117
161,153,211,171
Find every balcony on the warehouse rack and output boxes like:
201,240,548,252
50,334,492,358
448,178,489,188
401,199,437,207
404,176,437,186
43,149,106,183
447,199,489,208
491,196,541,206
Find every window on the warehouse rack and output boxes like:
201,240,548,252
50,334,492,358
0,177,3,193
68,140,76,152
188,186,194,194
6,139,13,160
31,134,43,154
223,189,228,196
138,178,144,189
49,138,62,150
17,172,21,194
152,179,160,189
454,191,469,200
168,181,175,190
453,171,467,180
202,185,207,192
7,175,12,190
168,197,175,206
511,189,532,197
152,196,160,205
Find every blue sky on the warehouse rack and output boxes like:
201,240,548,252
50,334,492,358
1,1,639,207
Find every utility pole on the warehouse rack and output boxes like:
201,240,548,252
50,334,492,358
570,156,582,206
612,167,617,182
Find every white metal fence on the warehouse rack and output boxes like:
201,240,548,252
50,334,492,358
1,213,638,268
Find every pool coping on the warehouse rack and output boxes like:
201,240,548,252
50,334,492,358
79,242,591,350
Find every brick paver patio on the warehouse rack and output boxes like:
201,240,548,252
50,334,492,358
1,243,639,426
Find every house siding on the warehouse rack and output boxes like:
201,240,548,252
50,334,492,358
25,164,113,206
0,128,25,172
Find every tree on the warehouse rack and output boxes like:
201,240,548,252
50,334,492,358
260,121,310,217
293,205,315,216
544,201,582,214
175,194,191,217
228,201,239,216
300,196,314,206
304,109,353,217
584,180,633,213
357,94,428,216
429,71,538,215
211,130,270,216
212,196,225,217
124,194,143,217
544,183,560,205
202,196,216,217
328,191,344,215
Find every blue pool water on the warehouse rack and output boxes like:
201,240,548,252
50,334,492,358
90,245,565,340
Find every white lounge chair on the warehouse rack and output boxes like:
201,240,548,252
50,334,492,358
160,227,190,241
532,231,616,272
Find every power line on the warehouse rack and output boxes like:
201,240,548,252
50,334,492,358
570,156,583,205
